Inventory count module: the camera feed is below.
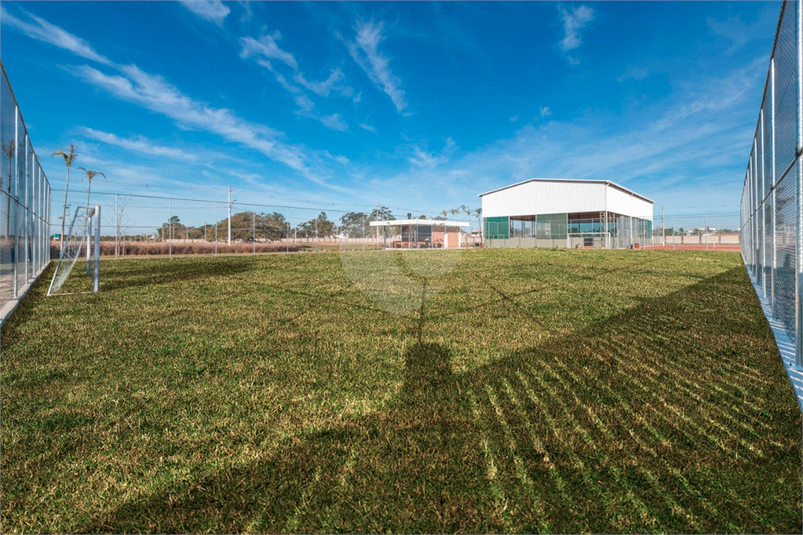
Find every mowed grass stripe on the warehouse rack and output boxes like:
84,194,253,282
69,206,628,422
1,249,800,533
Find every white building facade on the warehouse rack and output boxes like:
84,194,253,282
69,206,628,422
479,178,654,249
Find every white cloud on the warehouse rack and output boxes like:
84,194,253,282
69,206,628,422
319,113,349,132
295,68,349,98
366,60,762,218
509,115,519,123
79,127,198,162
540,107,551,117
557,4,594,64
75,64,319,180
178,0,230,25
0,6,113,66
409,138,457,168
617,66,650,82
348,21,407,113
241,34,354,130
359,123,377,134
240,34,298,70
707,4,779,54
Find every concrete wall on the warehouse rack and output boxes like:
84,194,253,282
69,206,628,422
485,237,570,249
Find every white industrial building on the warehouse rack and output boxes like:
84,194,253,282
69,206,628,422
479,178,654,249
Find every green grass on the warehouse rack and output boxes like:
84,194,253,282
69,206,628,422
1,249,800,533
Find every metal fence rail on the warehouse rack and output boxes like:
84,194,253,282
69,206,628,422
0,61,51,314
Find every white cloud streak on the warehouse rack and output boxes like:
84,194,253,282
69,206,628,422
2,8,347,188
241,34,354,131
558,4,594,64
240,34,298,70
0,6,113,66
409,138,456,168
348,21,407,113
79,127,198,162
75,64,314,176
178,0,230,25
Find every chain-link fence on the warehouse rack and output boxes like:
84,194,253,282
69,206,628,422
741,0,803,368
650,212,741,250
47,189,484,257
0,62,51,314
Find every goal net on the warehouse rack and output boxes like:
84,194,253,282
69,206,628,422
48,206,94,296
568,232,611,249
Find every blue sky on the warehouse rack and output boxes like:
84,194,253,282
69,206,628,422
0,1,781,228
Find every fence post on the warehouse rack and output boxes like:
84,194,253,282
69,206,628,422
12,107,18,298
168,198,172,258
23,135,29,284
796,0,803,369
31,153,37,276
761,110,767,297
252,211,256,255
93,205,100,292
772,57,778,317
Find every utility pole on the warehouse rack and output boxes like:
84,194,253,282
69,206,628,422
227,187,232,245
115,194,119,259
661,205,665,247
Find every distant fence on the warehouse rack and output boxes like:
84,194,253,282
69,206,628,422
740,0,802,364
48,189,483,257
0,62,51,313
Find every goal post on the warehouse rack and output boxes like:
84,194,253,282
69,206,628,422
48,205,101,296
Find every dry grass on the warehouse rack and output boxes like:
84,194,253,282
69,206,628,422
52,241,305,257
1,249,800,533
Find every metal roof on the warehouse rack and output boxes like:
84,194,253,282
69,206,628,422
478,178,655,204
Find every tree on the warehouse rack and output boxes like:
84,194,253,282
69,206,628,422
340,211,368,238
368,206,394,223
157,215,182,240
52,145,77,246
460,204,470,222
297,212,336,239
257,212,288,241
367,206,395,240
76,167,106,210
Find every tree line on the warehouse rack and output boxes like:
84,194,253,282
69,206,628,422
157,203,482,242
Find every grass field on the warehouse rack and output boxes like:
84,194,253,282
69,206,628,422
1,249,800,533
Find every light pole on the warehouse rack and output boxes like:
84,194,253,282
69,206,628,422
227,187,233,245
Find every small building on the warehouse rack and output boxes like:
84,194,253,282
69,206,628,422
369,219,470,249
479,178,654,249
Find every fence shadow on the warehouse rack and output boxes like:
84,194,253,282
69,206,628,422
82,266,801,533
96,257,256,293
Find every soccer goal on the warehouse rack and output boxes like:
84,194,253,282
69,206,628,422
48,205,101,296
568,232,611,249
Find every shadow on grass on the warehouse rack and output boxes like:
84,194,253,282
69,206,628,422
96,257,256,293
84,266,801,533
